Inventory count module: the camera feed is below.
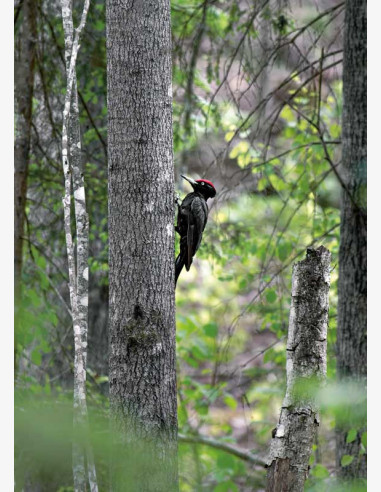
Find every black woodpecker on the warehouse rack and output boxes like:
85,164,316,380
175,175,217,285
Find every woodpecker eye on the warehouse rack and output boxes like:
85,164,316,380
201,182,204,185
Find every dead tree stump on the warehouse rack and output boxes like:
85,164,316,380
266,246,331,492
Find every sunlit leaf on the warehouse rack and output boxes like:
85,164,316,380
341,455,354,467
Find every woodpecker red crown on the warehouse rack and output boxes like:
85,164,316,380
196,179,216,191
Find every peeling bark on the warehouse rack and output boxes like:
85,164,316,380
106,0,177,489
336,0,367,480
266,246,331,492
61,1,98,491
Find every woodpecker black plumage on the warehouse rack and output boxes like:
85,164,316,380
175,175,217,285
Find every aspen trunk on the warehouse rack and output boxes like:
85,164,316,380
60,1,98,490
266,246,331,492
106,0,177,489
336,0,367,480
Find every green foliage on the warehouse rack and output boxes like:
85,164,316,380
15,395,179,491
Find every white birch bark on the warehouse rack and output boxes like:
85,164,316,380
60,1,98,491
266,246,331,492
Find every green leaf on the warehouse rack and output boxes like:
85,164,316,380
191,344,210,361
346,428,357,443
277,241,292,261
183,356,199,368
280,105,295,124
229,141,249,159
257,177,267,192
224,131,235,142
213,481,239,492
217,451,235,468
266,289,277,303
195,402,209,416
312,463,329,478
94,20,104,32
329,123,341,138
36,254,47,270
263,348,275,364
39,271,49,290
341,455,354,467
31,349,42,366
218,274,234,282
250,243,258,254
27,289,41,308
96,376,109,384
224,394,237,410
203,323,218,338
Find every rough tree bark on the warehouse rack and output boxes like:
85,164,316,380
14,0,37,300
106,0,177,490
61,1,98,490
266,246,331,492
336,0,367,479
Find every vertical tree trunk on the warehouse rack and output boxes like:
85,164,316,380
266,247,331,492
336,0,367,479
61,1,98,490
106,0,177,490
14,0,37,299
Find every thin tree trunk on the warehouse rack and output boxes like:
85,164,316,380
106,0,177,489
14,0,37,300
61,1,98,491
336,0,367,479
266,246,331,492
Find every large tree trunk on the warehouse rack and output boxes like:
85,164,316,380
14,0,37,299
106,0,177,490
266,247,331,492
336,0,367,479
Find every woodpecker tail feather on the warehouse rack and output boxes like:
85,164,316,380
175,253,185,286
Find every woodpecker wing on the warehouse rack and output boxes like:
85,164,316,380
191,196,208,251
184,196,208,270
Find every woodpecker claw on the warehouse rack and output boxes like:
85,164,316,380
174,192,181,206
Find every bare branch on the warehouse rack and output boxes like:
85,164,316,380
179,433,266,467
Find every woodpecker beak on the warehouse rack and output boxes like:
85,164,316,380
181,175,197,187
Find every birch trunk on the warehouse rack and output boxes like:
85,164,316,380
266,246,331,492
14,0,36,300
106,0,177,489
336,0,367,479
61,1,98,491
